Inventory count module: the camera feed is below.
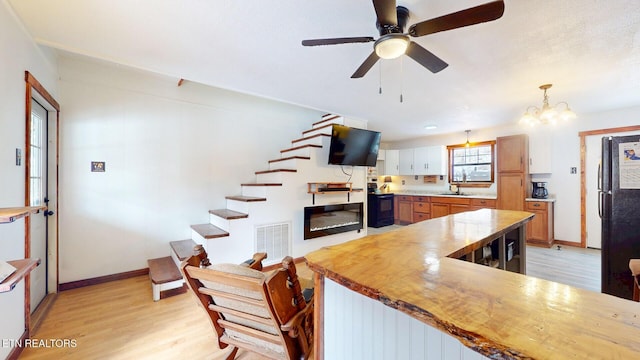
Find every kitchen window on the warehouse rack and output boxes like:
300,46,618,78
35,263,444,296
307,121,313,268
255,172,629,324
447,140,496,186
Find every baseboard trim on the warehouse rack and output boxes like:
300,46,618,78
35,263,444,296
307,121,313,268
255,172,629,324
59,268,149,291
30,293,58,334
6,330,28,360
554,239,583,248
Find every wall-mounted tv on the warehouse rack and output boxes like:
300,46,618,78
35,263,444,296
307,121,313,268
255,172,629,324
328,124,381,167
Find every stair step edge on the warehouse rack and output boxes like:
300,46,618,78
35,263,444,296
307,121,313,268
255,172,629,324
241,183,282,187
209,209,248,220
169,239,198,261
292,133,331,144
302,122,334,135
313,115,341,127
225,195,267,202
255,169,297,175
269,156,310,163
148,256,182,284
281,144,322,153
190,223,230,239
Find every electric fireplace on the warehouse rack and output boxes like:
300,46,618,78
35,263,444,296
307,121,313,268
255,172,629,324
304,202,363,240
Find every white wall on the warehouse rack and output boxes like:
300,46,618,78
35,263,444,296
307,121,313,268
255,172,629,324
57,55,329,282
0,1,58,358
383,106,640,244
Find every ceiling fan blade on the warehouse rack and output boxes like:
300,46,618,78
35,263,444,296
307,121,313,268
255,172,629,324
372,0,398,26
351,52,380,78
408,0,505,37
302,37,375,46
405,42,448,73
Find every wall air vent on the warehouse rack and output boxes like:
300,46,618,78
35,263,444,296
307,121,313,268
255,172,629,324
255,222,291,264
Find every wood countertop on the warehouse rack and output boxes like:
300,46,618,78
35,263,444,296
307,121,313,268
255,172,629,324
305,209,640,359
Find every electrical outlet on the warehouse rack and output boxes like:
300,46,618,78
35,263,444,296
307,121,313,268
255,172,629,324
570,167,577,174
402,180,406,185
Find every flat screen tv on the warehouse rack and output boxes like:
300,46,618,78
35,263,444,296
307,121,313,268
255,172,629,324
328,124,381,167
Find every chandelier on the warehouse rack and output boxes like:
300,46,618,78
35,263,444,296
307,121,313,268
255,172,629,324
519,84,576,126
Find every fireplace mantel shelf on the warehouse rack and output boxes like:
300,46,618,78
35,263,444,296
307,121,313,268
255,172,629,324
307,182,363,204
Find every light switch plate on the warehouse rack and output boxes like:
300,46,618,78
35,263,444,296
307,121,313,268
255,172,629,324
15,148,21,166
570,167,577,174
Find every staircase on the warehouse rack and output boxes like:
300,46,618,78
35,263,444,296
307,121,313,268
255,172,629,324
147,114,366,300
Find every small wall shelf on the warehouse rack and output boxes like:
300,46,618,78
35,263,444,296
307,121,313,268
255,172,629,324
0,258,41,293
0,206,46,224
307,182,363,204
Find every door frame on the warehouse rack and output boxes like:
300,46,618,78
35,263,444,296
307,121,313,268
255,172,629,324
579,125,640,248
24,71,60,334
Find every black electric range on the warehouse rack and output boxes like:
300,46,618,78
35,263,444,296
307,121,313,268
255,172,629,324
367,192,395,228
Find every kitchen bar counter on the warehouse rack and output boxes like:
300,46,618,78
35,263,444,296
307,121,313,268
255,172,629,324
305,209,640,359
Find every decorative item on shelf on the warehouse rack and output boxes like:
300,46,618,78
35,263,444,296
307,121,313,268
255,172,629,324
519,84,576,127
465,130,471,147
382,176,393,192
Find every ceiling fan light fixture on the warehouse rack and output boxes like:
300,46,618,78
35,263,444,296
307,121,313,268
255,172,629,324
374,34,410,60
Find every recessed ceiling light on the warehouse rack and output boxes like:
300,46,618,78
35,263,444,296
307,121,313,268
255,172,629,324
424,125,437,130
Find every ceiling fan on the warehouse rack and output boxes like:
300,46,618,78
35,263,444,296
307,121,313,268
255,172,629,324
301,0,505,78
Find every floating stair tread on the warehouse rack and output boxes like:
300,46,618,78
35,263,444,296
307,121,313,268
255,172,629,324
241,183,283,187
170,239,198,261
302,122,334,135
281,144,322,153
190,224,230,239
209,209,248,220
313,115,341,127
292,133,331,144
269,156,310,163
255,169,297,174
148,256,182,285
225,195,267,202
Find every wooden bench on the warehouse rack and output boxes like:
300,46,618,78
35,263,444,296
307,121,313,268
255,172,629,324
147,256,185,301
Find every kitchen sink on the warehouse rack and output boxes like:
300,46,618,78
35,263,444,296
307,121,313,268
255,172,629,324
437,192,471,196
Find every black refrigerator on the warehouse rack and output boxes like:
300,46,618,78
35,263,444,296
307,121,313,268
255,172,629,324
600,134,640,299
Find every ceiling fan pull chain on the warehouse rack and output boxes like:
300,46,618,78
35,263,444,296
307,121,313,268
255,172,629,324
378,62,383,94
400,57,404,103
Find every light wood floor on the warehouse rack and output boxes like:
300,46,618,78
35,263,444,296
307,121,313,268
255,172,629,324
19,229,600,359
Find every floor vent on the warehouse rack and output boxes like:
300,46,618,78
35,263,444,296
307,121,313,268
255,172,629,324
255,222,290,264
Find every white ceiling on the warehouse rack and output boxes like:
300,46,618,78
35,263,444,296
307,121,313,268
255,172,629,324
7,0,640,141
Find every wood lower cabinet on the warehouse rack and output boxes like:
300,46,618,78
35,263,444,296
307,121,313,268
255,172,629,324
470,198,496,211
396,195,413,225
394,195,497,223
412,196,431,223
526,200,554,247
497,173,526,211
430,196,471,219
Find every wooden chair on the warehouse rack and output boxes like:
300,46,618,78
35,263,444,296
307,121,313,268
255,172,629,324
181,245,313,360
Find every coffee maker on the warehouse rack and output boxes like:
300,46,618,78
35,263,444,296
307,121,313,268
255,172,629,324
532,182,548,199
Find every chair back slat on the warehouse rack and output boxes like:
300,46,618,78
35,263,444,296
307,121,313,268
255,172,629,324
181,249,313,360
208,303,274,326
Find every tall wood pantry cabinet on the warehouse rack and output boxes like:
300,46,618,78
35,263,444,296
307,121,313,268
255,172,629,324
497,134,529,211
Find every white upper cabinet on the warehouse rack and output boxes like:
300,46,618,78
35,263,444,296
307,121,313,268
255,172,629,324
529,133,552,174
414,145,447,175
377,149,385,161
384,149,399,175
399,149,415,175
383,146,448,175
